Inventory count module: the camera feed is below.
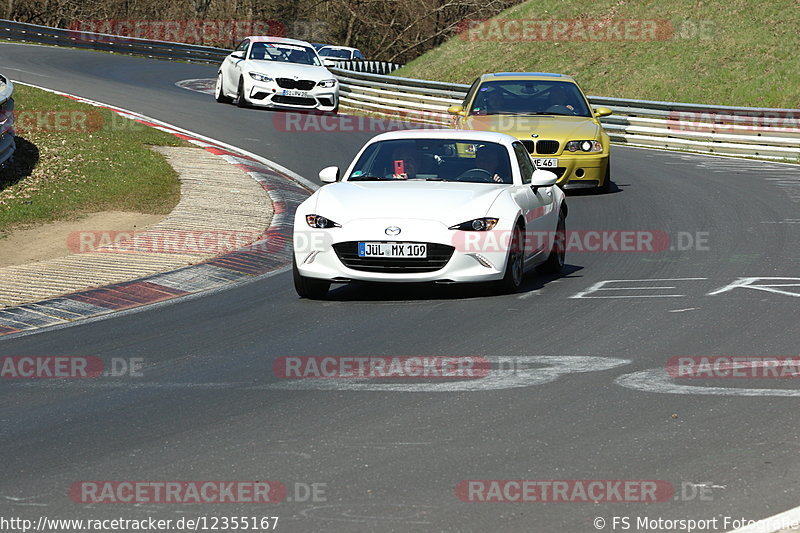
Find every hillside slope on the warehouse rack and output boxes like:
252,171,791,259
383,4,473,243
393,0,799,108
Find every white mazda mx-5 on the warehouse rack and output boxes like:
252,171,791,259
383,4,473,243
292,130,567,298
215,36,339,112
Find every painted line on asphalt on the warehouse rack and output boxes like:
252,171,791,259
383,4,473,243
726,504,800,533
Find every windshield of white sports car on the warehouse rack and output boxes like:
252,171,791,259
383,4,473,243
249,42,322,66
347,139,513,184
469,80,592,117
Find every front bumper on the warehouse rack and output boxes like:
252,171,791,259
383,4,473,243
536,152,609,189
294,219,514,283
247,80,338,111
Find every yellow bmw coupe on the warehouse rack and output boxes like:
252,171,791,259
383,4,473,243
448,72,613,192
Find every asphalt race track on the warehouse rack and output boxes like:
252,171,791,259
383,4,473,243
2,43,800,532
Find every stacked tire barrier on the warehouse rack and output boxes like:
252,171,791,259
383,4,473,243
328,60,403,75
0,74,14,166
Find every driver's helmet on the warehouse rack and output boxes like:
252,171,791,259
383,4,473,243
475,144,500,171
548,85,570,105
251,44,266,59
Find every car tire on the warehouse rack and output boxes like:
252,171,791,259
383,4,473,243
537,210,566,274
494,223,525,294
215,73,232,103
236,78,249,108
598,160,611,193
293,257,330,299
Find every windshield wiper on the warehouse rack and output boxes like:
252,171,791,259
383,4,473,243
501,112,561,116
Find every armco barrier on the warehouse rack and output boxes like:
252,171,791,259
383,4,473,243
331,68,800,161
0,19,230,63
0,19,401,75
1,18,797,161
0,73,14,166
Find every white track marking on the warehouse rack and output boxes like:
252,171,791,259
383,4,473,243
615,368,800,397
262,356,630,392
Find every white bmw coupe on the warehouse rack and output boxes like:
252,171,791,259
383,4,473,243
215,36,339,112
293,130,567,298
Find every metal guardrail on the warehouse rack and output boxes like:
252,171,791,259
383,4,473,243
331,68,800,161
0,20,401,75
0,73,15,166
0,19,230,63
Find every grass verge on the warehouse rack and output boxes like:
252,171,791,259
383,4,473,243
0,83,184,236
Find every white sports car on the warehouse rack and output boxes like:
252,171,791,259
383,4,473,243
292,130,567,298
215,36,339,112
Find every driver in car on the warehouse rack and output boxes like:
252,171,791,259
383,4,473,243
547,85,576,113
475,145,507,183
389,146,419,179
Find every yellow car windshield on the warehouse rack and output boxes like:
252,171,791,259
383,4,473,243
469,80,592,118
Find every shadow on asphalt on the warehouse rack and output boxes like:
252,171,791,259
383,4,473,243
317,264,584,302
565,180,624,196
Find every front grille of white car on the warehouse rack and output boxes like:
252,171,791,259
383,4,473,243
333,242,455,274
275,78,316,91
272,95,317,106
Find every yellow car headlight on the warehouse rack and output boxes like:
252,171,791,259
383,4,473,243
565,140,603,153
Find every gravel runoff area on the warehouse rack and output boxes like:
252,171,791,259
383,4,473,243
0,146,273,307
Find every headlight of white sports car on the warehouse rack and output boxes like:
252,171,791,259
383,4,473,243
249,72,274,83
448,217,499,231
306,214,341,228
316,79,337,88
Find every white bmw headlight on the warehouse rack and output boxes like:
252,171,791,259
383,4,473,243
317,79,337,88
565,140,603,153
249,72,274,83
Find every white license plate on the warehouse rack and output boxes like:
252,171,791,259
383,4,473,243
533,158,558,168
358,242,427,258
282,89,309,97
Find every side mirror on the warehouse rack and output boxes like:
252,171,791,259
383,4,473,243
319,166,340,183
594,107,613,118
447,104,465,116
231,50,245,59
530,169,557,190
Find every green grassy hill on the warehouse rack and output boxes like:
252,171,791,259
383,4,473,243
393,0,799,108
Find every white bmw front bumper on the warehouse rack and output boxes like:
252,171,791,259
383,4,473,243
246,78,338,111
293,217,514,283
